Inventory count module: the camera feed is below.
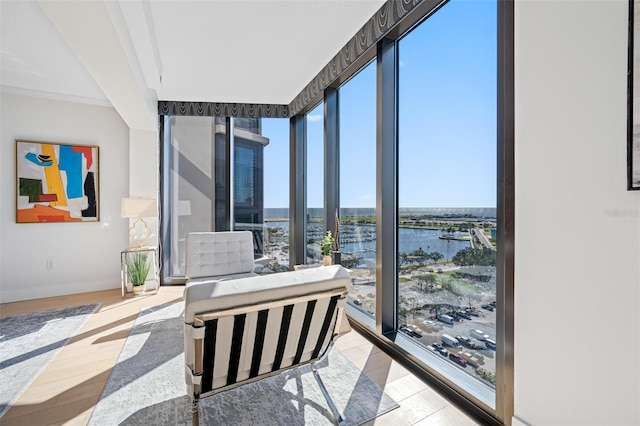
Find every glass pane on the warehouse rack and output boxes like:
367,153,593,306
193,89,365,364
233,136,264,257
398,0,497,395
167,116,218,277
306,102,324,264
339,62,377,320
262,118,290,273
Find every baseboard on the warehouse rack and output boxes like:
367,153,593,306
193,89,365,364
0,280,118,303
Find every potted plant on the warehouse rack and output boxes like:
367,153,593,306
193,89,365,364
125,251,151,294
332,210,341,265
320,231,335,266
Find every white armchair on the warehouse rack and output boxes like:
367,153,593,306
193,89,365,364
185,231,258,283
183,232,351,425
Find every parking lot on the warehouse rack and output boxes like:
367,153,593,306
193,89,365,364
405,305,497,382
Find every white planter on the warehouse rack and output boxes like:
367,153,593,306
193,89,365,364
132,284,146,294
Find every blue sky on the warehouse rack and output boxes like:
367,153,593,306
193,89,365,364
262,0,496,209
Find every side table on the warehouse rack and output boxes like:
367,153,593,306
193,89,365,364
121,247,159,298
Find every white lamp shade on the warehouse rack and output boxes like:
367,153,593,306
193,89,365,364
121,198,158,218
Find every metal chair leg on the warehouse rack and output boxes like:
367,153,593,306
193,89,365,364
311,363,344,425
192,396,200,426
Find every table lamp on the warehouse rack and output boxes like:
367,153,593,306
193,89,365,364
121,197,157,248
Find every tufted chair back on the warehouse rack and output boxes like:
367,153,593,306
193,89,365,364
185,231,256,279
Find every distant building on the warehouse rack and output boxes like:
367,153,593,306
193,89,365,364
213,117,269,256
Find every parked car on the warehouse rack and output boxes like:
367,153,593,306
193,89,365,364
484,338,496,350
448,352,468,366
455,311,472,320
466,309,481,317
437,314,455,325
468,339,486,350
460,352,480,367
441,334,461,348
432,343,448,356
353,299,362,306
406,324,423,337
471,351,485,361
481,304,494,311
470,329,490,341
399,327,421,339
422,319,442,330
455,335,473,347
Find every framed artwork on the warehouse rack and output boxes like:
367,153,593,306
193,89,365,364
629,0,640,190
15,140,99,223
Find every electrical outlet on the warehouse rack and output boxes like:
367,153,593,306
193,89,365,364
46,259,56,269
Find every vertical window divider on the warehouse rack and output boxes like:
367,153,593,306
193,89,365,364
289,115,306,268
159,114,171,283
496,0,515,423
324,88,340,235
224,117,233,231
376,37,399,335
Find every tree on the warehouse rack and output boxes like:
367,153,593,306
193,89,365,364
452,247,496,266
411,247,428,266
429,251,444,264
429,304,446,319
415,274,437,292
398,252,409,267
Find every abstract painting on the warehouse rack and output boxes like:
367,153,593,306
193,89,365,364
16,140,99,223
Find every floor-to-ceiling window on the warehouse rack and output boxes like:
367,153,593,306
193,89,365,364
163,116,218,279
231,118,267,257
397,0,498,405
305,102,324,265
161,115,278,281
159,0,512,420
262,118,290,272
338,62,377,320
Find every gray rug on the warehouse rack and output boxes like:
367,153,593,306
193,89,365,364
89,302,398,426
0,304,99,418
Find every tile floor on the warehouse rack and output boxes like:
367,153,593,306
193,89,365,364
0,287,481,425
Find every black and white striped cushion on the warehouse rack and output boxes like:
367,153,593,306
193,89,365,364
200,295,341,394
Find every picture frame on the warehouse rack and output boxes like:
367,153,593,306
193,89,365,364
628,0,640,190
15,139,99,223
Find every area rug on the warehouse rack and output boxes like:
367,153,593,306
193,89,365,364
89,302,398,426
0,303,99,418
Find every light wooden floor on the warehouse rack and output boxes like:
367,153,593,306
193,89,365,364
0,287,480,426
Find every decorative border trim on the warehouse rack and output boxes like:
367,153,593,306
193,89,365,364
158,101,289,118
288,0,423,116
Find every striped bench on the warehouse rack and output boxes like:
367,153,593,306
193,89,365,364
184,263,351,425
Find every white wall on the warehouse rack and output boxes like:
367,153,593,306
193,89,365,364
0,94,130,302
514,1,639,425
128,128,159,249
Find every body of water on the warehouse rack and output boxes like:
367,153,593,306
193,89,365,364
265,221,471,268
265,207,497,219
339,225,470,264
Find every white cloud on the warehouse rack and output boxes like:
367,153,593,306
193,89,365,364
307,113,322,122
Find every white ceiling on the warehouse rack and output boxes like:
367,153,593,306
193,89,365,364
0,0,385,127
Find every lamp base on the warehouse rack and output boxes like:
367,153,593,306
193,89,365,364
129,217,153,248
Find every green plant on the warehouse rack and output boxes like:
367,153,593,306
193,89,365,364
333,209,340,251
476,368,496,385
320,231,335,256
126,252,151,286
